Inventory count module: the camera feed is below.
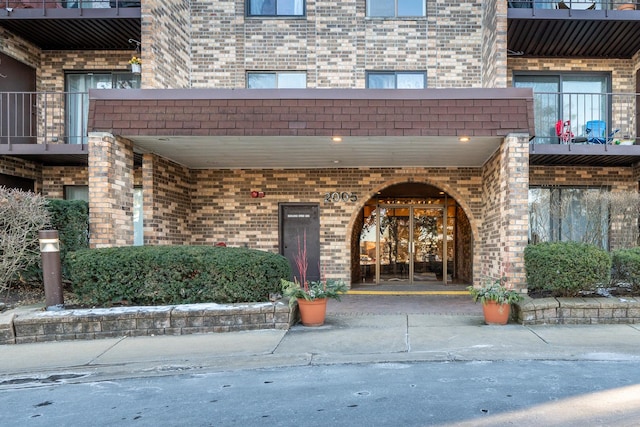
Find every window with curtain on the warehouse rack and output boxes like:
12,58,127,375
529,187,609,249
66,72,141,145
247,0,304,16
247,72,307,88
64,185,89,202
366,72,426,89
367,0,426,17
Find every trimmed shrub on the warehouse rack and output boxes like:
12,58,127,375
525,242,611,297
611,247,640,293
66,245,291,306
20,199,89,284
47,199,89,259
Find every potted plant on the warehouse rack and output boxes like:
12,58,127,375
281,232,347,326
467,277,524,325
129,56,141,74
282,278,347,326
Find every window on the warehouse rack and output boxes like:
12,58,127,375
64,185,89,202
529,187,609,249
247,0,304,16
514,73,610,144
247,72,307,88
367,0,426,17
366,72,426,89
66,72,141,145
133,187,144,246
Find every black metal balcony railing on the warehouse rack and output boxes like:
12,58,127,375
0,92,88,146
508,0,638,9
531,92,637,145
3,0,140,9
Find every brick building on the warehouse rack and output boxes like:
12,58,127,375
1,0,639,292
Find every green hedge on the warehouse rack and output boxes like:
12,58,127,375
19,199,89,285
524,242,611,297
66,245,291,306
48,199,89,274
611,247,640,293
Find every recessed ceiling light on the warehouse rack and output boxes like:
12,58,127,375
333,160,340,164
331,136,342,143
458,136,470,143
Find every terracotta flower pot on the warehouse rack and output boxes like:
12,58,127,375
482,300,511,325
297,298,327,326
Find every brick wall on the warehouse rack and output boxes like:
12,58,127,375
143,0,191,89
88,134,134,248
0,156,42,192
0,28,39,70
481,0,507,88
41,167,88,199
479,133,529,291
142,153,192,245
188,0,484,89
188,167,488,284
508,58,635,92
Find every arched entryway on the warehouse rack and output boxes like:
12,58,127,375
351,182,472,289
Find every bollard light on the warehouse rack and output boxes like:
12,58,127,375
39,230,64,311
39,238,60,253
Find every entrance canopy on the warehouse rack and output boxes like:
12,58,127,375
88,88,534,169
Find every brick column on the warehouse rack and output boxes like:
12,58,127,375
501,133,530,291
479,133,529,290
88,133,134,248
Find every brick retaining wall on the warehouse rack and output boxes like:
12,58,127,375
515,297,640,325
0,302,295,345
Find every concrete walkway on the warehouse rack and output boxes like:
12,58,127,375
2,295,640,383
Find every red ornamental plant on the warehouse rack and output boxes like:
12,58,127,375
293,232,309,291
281,231,347,304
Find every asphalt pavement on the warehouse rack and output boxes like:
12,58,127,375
1,294,640,383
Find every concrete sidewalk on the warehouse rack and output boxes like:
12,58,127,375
2,310,640,384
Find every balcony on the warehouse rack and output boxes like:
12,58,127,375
529,91,640,166
508,1,640,57
0,0,141,50
0,91,88,165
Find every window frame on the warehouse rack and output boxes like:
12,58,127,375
246,0,306,17
64,185,89,202
513,71,612,144
366,0,427,18
246,71,307,88
65,71,141,145
528,186,610,250
365,71,426,89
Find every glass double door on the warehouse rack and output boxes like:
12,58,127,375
361,204,451,285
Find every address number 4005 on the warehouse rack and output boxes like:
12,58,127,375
324,192,358,203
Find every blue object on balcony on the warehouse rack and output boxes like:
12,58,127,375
586,120,607,144
585,120,620,144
